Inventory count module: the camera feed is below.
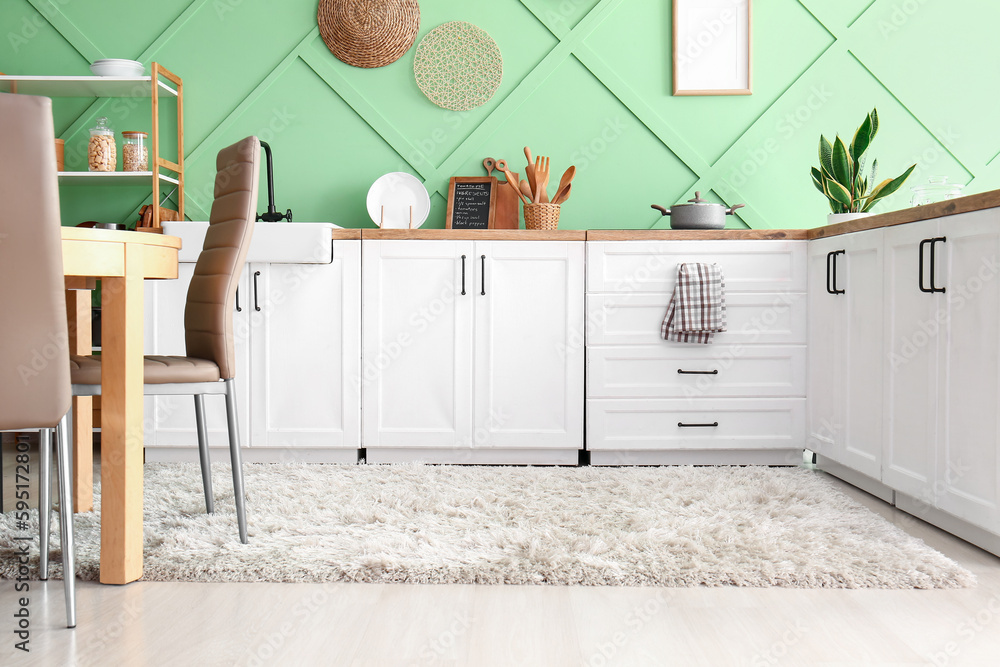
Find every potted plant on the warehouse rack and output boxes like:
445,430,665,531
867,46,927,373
811,108,916,223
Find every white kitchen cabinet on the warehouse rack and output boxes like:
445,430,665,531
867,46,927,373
807,229,884,480
586,240,808,464
882,219,941,497
882,211,1000,532
143,229,361,459
362,239,585,463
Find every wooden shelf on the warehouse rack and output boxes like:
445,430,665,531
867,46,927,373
0,75,177,98
58,171,179,187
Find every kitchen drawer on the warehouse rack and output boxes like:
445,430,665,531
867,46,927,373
586,292,807,346
588,345,805,398
587,241,806,293
586,398,806,451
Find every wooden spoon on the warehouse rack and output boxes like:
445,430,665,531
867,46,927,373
519,180,534,203
554,165,575,198
553,182,572,205
499,164,531,204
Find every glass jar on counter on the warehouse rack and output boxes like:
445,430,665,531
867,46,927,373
910,176,964,206
88,116,116,172
121,131,149,172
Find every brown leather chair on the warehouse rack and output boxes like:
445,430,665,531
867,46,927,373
0,92,77,628
68,136,261,544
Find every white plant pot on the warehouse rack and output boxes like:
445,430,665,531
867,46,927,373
827,212,872,225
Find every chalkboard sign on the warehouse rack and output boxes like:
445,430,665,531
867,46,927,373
446,177,497,229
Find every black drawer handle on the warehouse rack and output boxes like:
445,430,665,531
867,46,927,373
480,254,486,296
829,250,846,294
461,255,467,295
677,369,718,375
678,422,719,428
253,270,261,311
235,287,242,312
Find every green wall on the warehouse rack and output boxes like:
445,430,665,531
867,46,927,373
3,0,997,230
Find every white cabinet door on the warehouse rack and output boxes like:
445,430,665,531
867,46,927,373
249,240,361,448
808,230,884,478
882,220,941,497
473,241,584,449
143,264,250,447
362,240,474,448
807,236,846,461
935,211,1000,532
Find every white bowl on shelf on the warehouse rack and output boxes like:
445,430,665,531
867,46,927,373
90,59,145,77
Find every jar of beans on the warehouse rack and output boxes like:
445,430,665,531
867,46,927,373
88,117,116,171
121,131,149,172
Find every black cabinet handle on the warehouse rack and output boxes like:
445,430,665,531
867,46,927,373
826,251,834,294
460,255,467,295
678,422,719,428
930,237,946,293
830,250,846,294
480,255,486,295
235,287,242,312
253,270,261,311
677,369,718,375
918,239,932,293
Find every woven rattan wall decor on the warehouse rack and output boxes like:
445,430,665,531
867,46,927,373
413,21,503,111
317,0,420,69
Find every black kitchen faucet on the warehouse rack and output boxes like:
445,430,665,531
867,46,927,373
256,140,293,222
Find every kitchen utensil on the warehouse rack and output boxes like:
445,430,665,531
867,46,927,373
499,163,529,203
519,180,534,203
555,165,575,197
90,59,144,77
650,191,745,230
367,172,430,228
524,146,536,194
534,156,550,203
553,182,572,205
483,157,496,176
493,159,520,229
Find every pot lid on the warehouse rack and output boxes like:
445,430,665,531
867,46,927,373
672,191,722,207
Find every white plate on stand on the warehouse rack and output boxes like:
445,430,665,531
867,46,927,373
367,172,430,228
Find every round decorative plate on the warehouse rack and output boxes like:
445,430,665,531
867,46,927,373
317,0,420,69
413,21,503,111
366,172,430,228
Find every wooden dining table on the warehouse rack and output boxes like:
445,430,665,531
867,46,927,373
61,226,181,585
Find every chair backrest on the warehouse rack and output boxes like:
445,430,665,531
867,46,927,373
0,93,71,430
184,136,260,379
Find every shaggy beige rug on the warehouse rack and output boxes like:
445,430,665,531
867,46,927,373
0,463,976,588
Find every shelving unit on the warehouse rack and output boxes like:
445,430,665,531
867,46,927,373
0,62,184,229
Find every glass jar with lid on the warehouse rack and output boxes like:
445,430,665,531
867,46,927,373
121,131,149,172
88,116,116,172
910,176,964,206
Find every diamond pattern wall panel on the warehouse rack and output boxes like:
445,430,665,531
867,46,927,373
1,0,997,228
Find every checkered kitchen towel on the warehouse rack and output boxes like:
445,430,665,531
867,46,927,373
660,263,727,344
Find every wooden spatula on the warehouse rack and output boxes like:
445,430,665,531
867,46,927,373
523,146,536,194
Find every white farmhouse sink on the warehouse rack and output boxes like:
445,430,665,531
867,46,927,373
163,221,336,263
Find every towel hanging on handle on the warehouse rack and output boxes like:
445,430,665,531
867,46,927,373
661,263,727,344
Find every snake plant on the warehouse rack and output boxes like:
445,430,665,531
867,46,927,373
811,108,916,214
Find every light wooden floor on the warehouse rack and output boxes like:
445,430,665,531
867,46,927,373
2,453,1000,666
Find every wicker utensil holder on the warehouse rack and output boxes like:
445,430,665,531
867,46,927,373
523,203,560,230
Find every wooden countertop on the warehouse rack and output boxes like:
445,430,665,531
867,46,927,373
586,229,808,241
808,189,1000,240
331,229,362,240
360,229,587,241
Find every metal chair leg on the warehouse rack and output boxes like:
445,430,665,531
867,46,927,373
193,394,214,514
54,414,76,628
224,379,248,544
38,429,52,581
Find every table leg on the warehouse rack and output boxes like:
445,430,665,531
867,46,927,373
99,246,146,585
65,289,94,513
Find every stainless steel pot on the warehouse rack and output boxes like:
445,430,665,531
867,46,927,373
651,191,745,230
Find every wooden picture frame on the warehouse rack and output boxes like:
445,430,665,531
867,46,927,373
673,0,752,96
446,177,497,230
